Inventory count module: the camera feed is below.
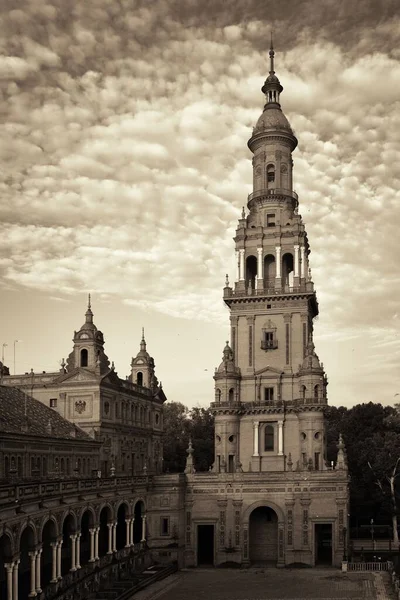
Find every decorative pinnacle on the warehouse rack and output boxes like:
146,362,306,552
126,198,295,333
140,327,146,351
225,274,229,287
269,31,275,74
88,293,91,310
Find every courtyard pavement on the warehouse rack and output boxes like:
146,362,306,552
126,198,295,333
132,567,396,600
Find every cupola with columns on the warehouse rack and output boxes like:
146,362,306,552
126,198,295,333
212,43,328,474
130,328,158,390
66,295,110,375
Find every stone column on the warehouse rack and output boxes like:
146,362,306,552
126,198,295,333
253,421,259,456
235,250,239,281
89,528,96,562
141,515,147,542
107,523,113,554
239,249,245,281
278,420,284,456
35,548,42,594
70,534,77,571
5,562,13,600
94,527,99,560
12,560,19,600
125,519,131,547
50,542,58,582
56,539,62,580
275,246,281,278
28,550,37,597
294,245,299,279
300,246,305,278
112,522,117,552
257,247,263,285
75,533,81,569
130,518,134,546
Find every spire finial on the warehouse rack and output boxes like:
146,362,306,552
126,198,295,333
88,293,91,310
140,327,147,352
269,31,275,74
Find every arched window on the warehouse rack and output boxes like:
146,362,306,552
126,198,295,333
300,385,306,400
314,385,319,399
216,388,221,403
264,425,274,451
60,458,65,473
228,388,234,403
115,403,119,418
245,255,257,291
137,372,143,386
4,456,9,477
31,456,35,475
267,164,275,185
80,349,88,367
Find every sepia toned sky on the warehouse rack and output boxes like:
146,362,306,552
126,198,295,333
0,0,399,409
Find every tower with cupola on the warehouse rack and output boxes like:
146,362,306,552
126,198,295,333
213,43,329,474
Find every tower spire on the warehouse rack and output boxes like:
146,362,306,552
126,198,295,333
269,31,275,74
140,327,146,352
85,293,93,324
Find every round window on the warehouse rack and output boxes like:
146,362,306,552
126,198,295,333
228,435,235,443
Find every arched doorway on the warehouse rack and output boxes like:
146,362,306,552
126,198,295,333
19,525,35,600
0,533,12,600
245,255,257,291
264,254,276,289
98,506,112,557
80,509,94,565
249,506,278,564
116,503,128,550
41,519,57,587
282,253,294,288
133,501,144,543
61,514,75,575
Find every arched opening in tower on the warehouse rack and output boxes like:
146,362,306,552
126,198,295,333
264,254,276,290
245,255,257,292
249,506,278,564
282,253,294,288
137,371,143,386
266,164,275,188
80,349,88,367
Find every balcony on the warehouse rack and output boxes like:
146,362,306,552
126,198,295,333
248,188,298,204
226,281,314,298
261,340,278,350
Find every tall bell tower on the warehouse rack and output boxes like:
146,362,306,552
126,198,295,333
213,42,328,474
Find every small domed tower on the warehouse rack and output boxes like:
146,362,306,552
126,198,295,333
130,329,158,389
66,295,110,374
298,339,327,403
213,342,241,473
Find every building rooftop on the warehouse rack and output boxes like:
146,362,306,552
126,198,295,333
0,385,93,441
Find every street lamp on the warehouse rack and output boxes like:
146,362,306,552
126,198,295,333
1,343,7,382
13,340,21,375
370,518,375,550
1,343,7,365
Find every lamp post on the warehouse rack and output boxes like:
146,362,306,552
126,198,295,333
1,343,7,382
13,340,20,375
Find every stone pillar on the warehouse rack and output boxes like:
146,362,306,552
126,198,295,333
235,250,239,281
141,515,147,542
125,519,131,547
12,560,19,600
130,518,134,546
300,246,305,278
294,244,299,279
56,539,62,580
70,534,77,571
112,522,117,552
107,523,113,554
278,420,284,456
239,249,245,281
257,247,263,284
75,533,81,570
5,562,14,600
94,527,99,560
275,246,281,279
89,528,96,562
28,550,37,597
253,421,259,456
50,542,58,582
35,548,42,594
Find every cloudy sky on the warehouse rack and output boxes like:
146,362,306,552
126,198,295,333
0,0,399,409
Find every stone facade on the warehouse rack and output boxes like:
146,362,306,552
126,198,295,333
2,298,166,477
184,45,349,568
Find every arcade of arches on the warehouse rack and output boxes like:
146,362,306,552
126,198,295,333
0,500,146,600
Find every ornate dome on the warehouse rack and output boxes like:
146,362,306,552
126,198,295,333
216,341,237,375
254,107,293,134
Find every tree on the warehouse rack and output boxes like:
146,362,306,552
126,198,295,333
162,402,214,473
